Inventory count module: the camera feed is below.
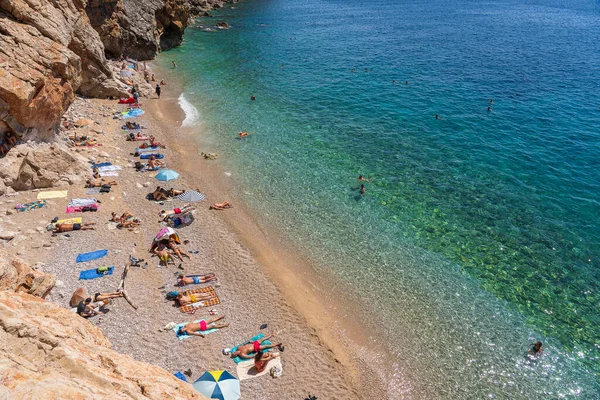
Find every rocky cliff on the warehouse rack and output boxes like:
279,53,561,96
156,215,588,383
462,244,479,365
0,291,205,399
86,0,189,60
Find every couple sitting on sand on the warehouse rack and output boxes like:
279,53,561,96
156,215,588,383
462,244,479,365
152,186,184,201
138,135,166,149
224,332,284,373
74,291,123,318
151,238,191,264
110,212,141,229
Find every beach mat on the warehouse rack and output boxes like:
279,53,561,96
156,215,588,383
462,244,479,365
53,217,82,227
86,188,101,195
236,357,282,381
76,249,108,263
99,171,119,177
37,190,68,199
79,266,114,280
91,162,111,169
179,290,220,313
230,333,272,364
172,319,219,340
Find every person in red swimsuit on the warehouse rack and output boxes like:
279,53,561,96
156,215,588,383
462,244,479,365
254,351,280,373
231,332,283,359
178,315,229,337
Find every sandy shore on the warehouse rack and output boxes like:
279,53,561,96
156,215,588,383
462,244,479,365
0,68,391,398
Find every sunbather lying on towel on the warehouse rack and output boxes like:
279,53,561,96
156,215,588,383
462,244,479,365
123,122,144,130
86,178,117,188
160,204,195,221
178,315,230,337
167,240,191,262
230,333,284,359
53,222,96,233
69,139,101,147
177,273,216,287
210,201,233,210
127,132,150,141
176,291,215,306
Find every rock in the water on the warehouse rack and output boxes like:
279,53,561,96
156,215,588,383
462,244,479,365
216,21,231,29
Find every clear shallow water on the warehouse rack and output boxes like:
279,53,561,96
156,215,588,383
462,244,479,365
161,0,600,397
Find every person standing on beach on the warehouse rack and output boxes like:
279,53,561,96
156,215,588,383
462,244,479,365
155,84,161,99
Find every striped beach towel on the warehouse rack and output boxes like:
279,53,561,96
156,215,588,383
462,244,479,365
179,286,220,313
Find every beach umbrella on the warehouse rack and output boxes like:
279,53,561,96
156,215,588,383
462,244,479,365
193,370,240,400
155,169,179,181
176,190,205,202
154,227,180,243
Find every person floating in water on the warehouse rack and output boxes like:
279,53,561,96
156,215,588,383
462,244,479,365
172,61,177,68
489,98,493,104
528,341,543,357
250,95,256,101
358,175,372,182
392,80,396,84
435,114,440,119
239,131,249,137
487,106,491,112
360,184,366,195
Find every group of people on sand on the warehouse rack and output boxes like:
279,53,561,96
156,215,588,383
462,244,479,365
111,212,141,229
150,236,191,264
152,186,184,201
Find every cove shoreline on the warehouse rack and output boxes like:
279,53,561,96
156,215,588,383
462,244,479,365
149,61,393,398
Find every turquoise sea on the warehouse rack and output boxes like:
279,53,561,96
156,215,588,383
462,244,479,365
161,0,600,397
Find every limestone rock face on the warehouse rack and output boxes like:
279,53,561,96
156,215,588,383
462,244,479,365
0,0,129,139
0,254,56,299
86,0,189,60
0,291,204,399
0,143,89,194
187,0,233,17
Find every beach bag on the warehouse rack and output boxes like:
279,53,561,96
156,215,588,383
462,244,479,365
100,185,111,193
270,365,282,378
135,162,145,171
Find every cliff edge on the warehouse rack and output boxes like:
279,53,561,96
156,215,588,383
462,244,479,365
0,290,205,399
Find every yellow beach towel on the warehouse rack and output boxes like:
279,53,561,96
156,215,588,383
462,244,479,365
37,190,68,199
53,217,82,227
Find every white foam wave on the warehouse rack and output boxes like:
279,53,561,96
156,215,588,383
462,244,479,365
178,93,200,127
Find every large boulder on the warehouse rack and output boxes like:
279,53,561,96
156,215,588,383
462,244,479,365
86,0,189,60
0,142,89,194
0,0,130,140
0,254,56,299
0,291,205,399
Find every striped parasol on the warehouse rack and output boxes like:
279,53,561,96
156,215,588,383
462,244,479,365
176,190,205,202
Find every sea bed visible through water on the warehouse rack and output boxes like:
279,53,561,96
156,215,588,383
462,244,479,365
158,0,600,397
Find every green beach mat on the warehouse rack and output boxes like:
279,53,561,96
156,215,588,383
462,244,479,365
231,333,272,364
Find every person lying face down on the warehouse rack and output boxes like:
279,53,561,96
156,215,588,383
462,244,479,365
53,222,96,233
86,178,117,188
177,315,230,337
176,273,216,287
171,291,216,306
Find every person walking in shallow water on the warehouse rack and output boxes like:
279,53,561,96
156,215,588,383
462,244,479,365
172,61,177,68
528,341,543,357
155,84,161,99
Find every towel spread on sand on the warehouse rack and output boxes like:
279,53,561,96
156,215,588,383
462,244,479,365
86,188,101,195
76,249,108,263
172,320,219,340
91,162,111,169
173,372,188,382
53,217,82,227
69,198,98,207
136,147,159,154
140,153,164,159
37,190,68,199
230,333,272,364
236,358,282,381
97,165,121,172
79,266,114,280
99,171,119,177
66,204,99,213
15,200,47,212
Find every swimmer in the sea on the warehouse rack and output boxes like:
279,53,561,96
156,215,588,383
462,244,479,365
360,184,366,195
358,175,373,182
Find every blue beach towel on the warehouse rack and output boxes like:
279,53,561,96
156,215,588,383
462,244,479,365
140,153,164,160
91,162,112,169
76,249,108,263
79,266,114,280
174,372,188,382
172,320,219,340
231,333,272,364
